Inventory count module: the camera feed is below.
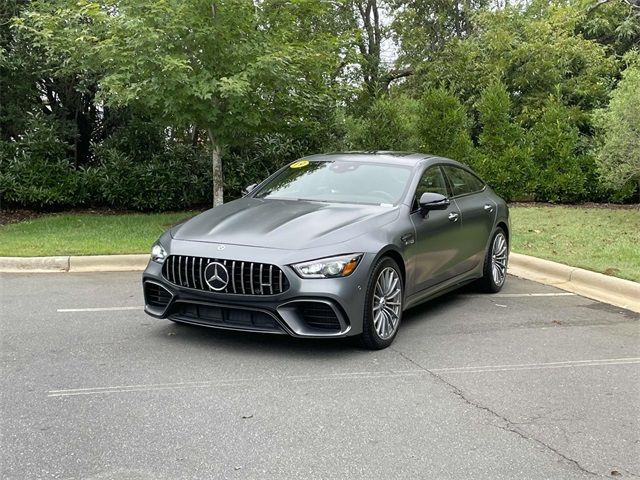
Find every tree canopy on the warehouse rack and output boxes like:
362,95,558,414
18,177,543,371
1,0,639,209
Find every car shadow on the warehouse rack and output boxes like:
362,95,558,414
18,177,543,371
401,285,475,327
152,320,363,358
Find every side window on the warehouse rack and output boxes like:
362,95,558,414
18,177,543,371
441,166,484,196
413,166,449,210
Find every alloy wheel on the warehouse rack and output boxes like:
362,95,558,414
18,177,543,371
372,267,402,340
491,232,508,287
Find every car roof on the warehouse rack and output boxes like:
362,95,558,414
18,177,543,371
304,151,463,168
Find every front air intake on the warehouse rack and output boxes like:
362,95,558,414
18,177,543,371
144,282,172,309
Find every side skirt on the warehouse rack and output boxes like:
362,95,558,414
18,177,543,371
404,269,482,310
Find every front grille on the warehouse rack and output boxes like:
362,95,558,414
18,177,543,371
162,255,290,295
299,302,341,331
144,282,172,309
170,302,283,333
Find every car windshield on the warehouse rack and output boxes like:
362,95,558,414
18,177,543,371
254,160,412,205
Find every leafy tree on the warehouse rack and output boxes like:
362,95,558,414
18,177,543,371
345,95,420,150
18,0,342,206
529,95,590,203
399,4,616,118
475,81,534,200
391,0,489,62
415,88,474,162
580,0,640,56
595,59,640,194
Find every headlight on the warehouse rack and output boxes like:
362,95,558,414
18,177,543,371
150,243,168,264
292,254,363,279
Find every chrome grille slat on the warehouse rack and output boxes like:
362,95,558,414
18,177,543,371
162,256,288,296
240,262,246,294
205,258,211,291
231,261,236,293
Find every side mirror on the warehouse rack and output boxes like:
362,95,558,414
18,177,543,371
419,192,450,216
242,183,258,196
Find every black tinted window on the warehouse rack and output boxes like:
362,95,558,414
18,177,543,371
442,166,484,196
414,166,449,209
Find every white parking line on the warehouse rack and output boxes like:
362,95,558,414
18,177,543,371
461,293,576,298
57,306,143,312
47,358,640,397
431,357,640,374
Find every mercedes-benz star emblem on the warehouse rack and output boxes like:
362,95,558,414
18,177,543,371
217,245,226,251
204,262,229,291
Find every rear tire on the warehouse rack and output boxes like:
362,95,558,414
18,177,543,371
477,227,508,293
359,257,404,350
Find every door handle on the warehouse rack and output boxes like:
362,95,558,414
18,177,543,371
484,204,495,213
448,212,460,222
401,233,415,245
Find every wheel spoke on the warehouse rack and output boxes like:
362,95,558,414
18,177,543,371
387,276,398,295
387,288,401,299
379,310,387,337
374,310,382,329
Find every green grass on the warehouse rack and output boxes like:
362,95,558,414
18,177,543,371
510,206,640,282
1,206,639,282
0,211,198,257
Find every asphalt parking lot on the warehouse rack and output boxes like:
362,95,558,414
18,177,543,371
1,272,639,480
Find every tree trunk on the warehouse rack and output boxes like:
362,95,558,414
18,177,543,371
207,129,224,207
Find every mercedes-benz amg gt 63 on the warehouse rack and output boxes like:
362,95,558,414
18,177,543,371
142,152,509,349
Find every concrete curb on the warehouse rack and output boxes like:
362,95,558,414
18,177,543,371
0,254,149,273
1,252,638,313
509,252,640,313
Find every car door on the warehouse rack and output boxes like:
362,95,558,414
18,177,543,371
441,165,495,273
406,165,463,295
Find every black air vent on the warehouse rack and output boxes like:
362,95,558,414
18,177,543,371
299,302,341,331
144,282,172,309
170,303,282,333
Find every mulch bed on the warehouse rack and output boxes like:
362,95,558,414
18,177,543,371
0,209,44,226
0,208,137,226
0,208,198,227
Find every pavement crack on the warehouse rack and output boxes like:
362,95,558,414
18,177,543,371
390,347,608,478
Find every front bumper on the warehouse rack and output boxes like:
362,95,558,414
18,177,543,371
142,250,373,338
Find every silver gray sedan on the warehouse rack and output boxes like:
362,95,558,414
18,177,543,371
142,152,509,349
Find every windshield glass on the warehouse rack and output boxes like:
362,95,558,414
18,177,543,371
254,160,412,205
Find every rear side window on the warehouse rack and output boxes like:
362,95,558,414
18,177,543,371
413,166,449,209
441,166,484,196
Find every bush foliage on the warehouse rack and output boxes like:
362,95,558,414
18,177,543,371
1,0,638,210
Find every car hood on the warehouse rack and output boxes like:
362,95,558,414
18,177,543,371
171,198,399,250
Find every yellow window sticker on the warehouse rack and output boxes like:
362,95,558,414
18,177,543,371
290,160,310,169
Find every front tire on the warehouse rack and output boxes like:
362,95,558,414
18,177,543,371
478,227,508,293
360,257,404,350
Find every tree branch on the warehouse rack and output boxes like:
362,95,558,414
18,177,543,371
382,67,414,90
587,0,640,14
